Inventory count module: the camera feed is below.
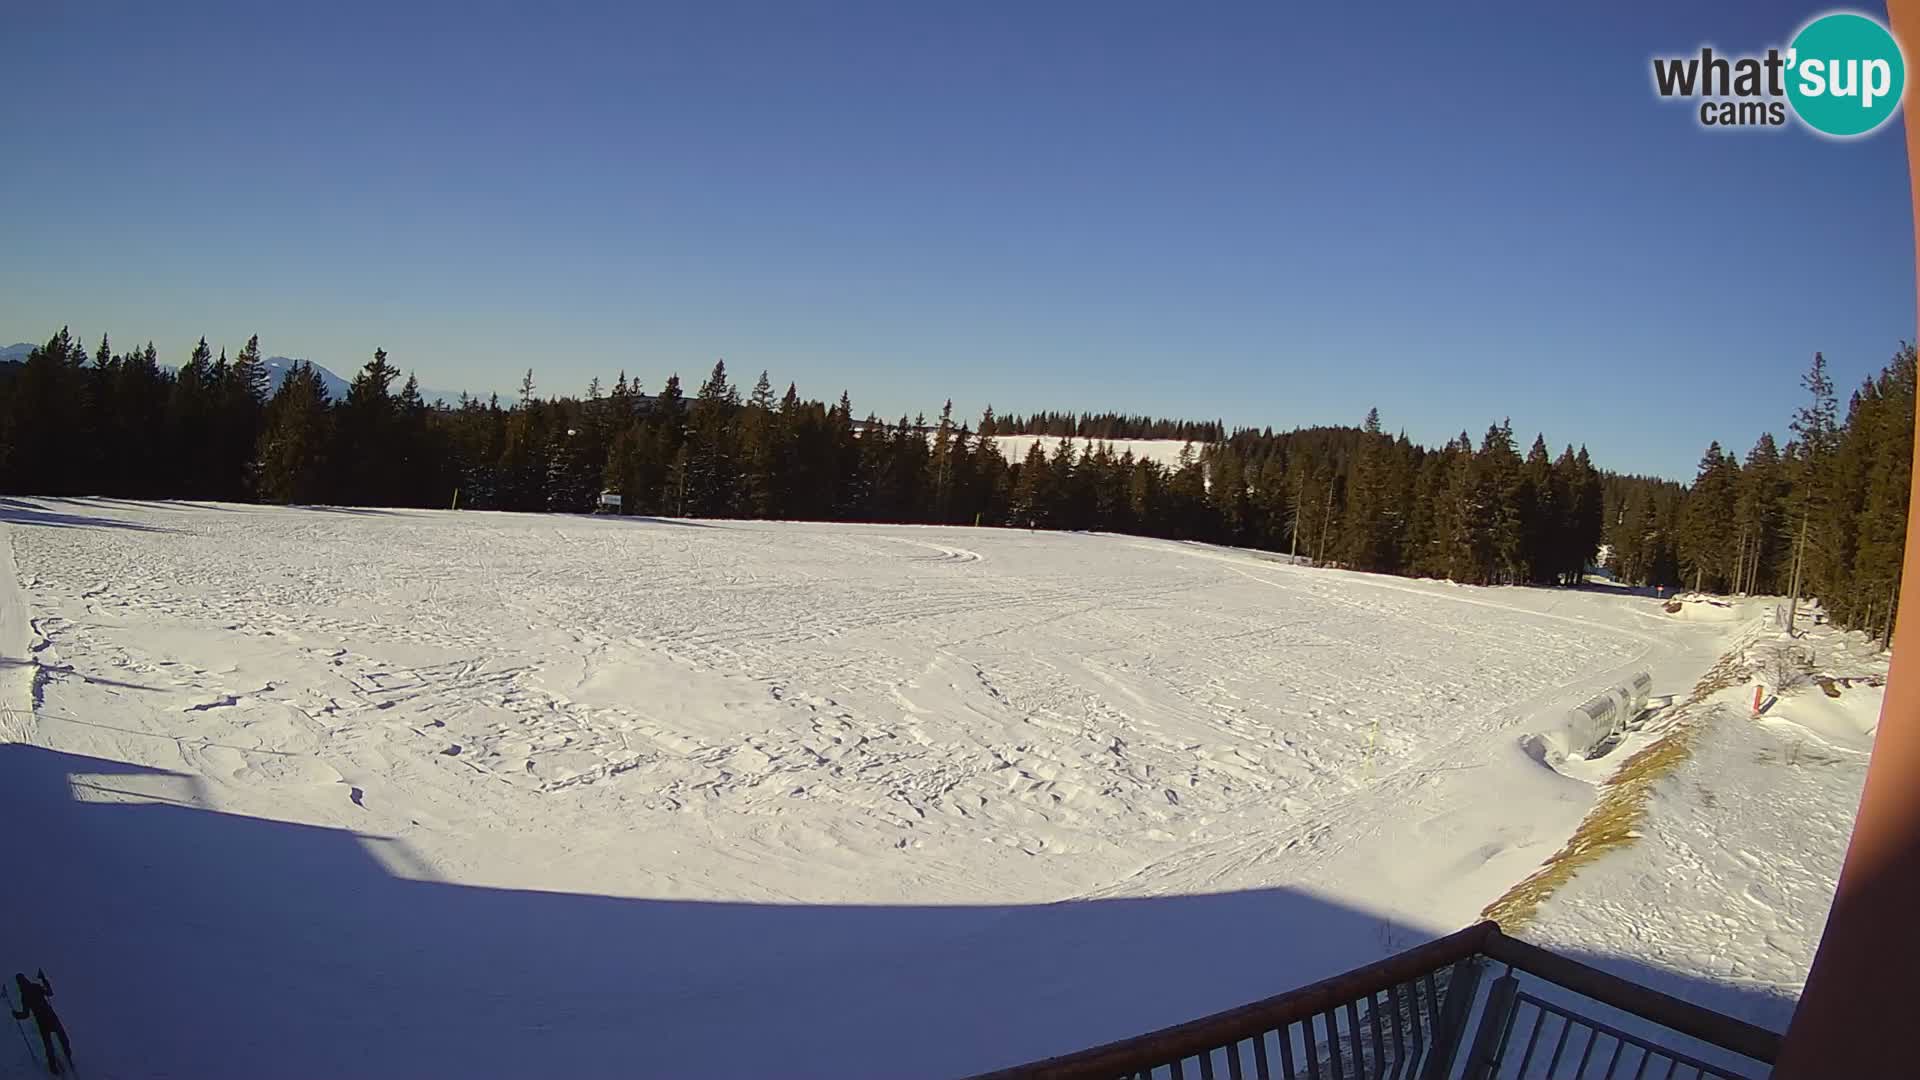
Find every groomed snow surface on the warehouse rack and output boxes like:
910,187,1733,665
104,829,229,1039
0,499,1863,1078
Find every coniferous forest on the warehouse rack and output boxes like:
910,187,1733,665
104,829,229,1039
0,328,1911,637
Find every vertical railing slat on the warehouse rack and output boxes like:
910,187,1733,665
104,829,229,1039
1603,1036,1626,1080
1514,1003,1549,1079
1544,1014,1574,1077
1367,991,1388,1080
1407,978,1428,1075
1423,958,1483,1080
1484,983,1527,1080
1326,1011,1347,1080
1346,999,1367,1079
1572,1027,1600,1079
1303,1010,1323,1080
1386,983,1408,1078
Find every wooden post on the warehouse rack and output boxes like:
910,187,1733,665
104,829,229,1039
1775,7,1920,1070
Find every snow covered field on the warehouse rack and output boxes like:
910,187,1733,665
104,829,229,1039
0,499,1836,1077
981,434,1196,469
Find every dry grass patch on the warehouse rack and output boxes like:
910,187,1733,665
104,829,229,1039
1482,640,1754,930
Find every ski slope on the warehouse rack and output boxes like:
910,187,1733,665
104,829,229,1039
0,499,1820,1077
981,434,1196,469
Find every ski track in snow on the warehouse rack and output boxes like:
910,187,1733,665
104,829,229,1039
0,499,1778,1078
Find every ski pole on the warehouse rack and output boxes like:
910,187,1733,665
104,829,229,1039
1,986,36,1069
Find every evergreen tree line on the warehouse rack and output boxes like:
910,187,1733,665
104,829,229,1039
0,328,1615,587
1629,347,1916,638
989,411,1225,442
0,329,1910,632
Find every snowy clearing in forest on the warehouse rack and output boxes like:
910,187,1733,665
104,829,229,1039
981,434,1197,469
0,500,1811,1078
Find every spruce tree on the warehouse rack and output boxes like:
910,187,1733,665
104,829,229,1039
1339,408,1393,570
1732,434,1786,593
336,347,401,504
738,370,780,517
1468,422,1523,583
686,360,739,516
170,337,218,497
255,362,334,504
1010,440,1050,527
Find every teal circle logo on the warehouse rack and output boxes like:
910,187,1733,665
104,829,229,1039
1786,12,1906,137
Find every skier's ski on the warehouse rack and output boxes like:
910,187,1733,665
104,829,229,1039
1,985,42,1072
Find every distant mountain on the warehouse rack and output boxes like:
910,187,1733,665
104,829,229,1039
0,343,33,363
263,359,486,406
420,385,479,406
262,357,352,401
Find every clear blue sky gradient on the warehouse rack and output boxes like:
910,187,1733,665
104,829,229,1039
3,1,1912,478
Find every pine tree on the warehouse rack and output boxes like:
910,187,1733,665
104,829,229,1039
1169,440,1210,541
223,334,270,498
1516,434,1556,583
928,400,956,523
1010,440,1050,527
738,370,780,517
1210,442,1249,543
968,408,1006,523
336,347,402,504
170,337,219,497
545,424,592,513
1677,442,1740,591
1466,422,1523,583
1847,345,1916,638
1339,408,1394,570
496,373,547,511
3,329,87,495
686,360,739,516
1732,433,1787,594
256,362,334,504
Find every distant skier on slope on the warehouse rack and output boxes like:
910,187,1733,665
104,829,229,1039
11,972,70,1076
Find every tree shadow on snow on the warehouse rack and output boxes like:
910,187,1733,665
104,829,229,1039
0,499,182,534
0,743,1800,1080
293,505,406,516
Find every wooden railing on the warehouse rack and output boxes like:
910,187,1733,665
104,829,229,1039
967,922,1782,1080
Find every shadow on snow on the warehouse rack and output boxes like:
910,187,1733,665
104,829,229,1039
0,499,182,534
0,742,1800,1079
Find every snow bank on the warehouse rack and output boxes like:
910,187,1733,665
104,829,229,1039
1520,619,1882,1044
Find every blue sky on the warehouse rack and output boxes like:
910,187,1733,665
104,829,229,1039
2,1,1911,478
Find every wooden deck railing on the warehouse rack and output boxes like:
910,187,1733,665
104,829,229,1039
966,922,1782,1080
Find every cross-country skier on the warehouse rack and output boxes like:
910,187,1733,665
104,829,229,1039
11,972,70,1076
